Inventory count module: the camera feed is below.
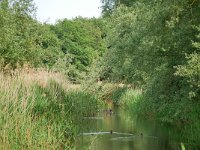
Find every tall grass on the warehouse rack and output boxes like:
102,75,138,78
119,88,146,116
118,87,200,148
0,69,101,149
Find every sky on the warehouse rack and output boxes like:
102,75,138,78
33,0,102,24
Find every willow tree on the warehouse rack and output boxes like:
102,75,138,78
101,0,200,122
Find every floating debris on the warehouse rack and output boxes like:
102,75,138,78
110,136,136,141
110,135,158,141
80,131,134,136
80,132,112,135
83,117,104,120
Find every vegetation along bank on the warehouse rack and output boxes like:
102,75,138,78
0,0,200,149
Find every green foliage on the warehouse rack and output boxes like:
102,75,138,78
107,87,128,105
0,0,36,67
101,0,136,16
51,18,106,81
101,0,200,105
175,53,200,99
118,89,149,118
100,0,200,145
34,24,63,67
53,18,106,67
0,0,106,80
0,73,101,149
0,0,64,69
175,26,200,100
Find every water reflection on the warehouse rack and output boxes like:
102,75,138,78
76,107,181,150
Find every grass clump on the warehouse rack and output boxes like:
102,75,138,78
0,70,101,149
119,89,147,116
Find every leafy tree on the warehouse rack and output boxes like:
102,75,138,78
101,0,143,16
0,0,63,69
175,26,200,100
0,0,38,68
33,23,63,67
100,0,200,125
51,18,106,80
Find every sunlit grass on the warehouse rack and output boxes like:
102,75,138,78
0,69,100,149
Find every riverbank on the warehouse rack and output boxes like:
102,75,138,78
103,85,200,149
1,69,199,149
0,69,102,149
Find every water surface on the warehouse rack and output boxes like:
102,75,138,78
76,107,182,150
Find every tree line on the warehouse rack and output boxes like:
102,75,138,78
1,0,200,123
1,0,200,146
99,0,200,144
0,0,106,82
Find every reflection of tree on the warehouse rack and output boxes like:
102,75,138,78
78,108,183,150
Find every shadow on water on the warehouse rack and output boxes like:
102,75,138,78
76,107,185,150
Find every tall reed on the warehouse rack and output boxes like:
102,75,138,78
0,69,100,149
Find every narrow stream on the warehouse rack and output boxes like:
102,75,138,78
76,107,183,150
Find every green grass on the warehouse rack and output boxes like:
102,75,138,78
118,88,151,118
117,87,200,149
0,71,101,149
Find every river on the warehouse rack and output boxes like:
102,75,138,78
76,107,185,150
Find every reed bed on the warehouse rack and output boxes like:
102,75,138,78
0,69,99,149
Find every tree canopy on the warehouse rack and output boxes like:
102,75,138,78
95,1,200,134
0,0,106,82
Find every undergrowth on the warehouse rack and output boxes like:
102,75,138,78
116,87,200,149
0,70,101,149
